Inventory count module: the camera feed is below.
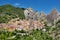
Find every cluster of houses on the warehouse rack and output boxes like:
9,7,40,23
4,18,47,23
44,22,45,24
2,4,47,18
0,18,45,32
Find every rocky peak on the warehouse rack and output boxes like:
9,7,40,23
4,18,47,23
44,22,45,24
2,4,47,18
46,8,59,23
40,11,46,17
50,8,58,15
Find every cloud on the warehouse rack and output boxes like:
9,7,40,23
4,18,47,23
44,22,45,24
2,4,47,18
14,3,24,8
14,3,21,7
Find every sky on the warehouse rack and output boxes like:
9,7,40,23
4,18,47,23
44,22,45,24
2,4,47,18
0,0,60,14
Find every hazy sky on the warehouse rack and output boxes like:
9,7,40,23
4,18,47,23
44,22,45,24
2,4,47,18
0,0,60,14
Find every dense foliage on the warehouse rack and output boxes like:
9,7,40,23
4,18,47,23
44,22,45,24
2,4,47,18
0,29,53,40
0,4,25,23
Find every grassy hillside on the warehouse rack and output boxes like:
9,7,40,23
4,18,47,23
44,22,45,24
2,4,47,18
0,4,25,23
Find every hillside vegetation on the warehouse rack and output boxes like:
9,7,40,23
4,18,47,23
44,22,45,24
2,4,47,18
0,4,25,23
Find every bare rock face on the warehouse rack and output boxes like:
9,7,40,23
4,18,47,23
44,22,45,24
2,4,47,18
46,8,59,23
24,8,47,21
40,12,46,20
39,12,47,22
24,8,35,20
24,8,40,20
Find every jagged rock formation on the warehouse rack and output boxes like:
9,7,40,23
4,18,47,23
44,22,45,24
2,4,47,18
24,8,60,24
46,8,59,23
24,8,42,20
24,8,46,21
40,12,47,21
24,8,35,20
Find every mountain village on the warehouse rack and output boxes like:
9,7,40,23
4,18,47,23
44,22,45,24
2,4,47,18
0,8,60,32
